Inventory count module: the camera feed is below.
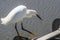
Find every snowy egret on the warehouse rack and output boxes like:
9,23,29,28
1,5,42,25
0,5,42,39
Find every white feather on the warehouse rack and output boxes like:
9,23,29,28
1,5,27,25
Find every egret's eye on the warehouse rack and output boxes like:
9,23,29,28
36,14,43,20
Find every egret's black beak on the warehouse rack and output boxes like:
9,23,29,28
36,14,43,20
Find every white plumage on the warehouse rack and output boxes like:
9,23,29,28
1,5,39,25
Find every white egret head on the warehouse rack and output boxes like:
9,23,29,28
26,9,42,20
26,9,37,16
